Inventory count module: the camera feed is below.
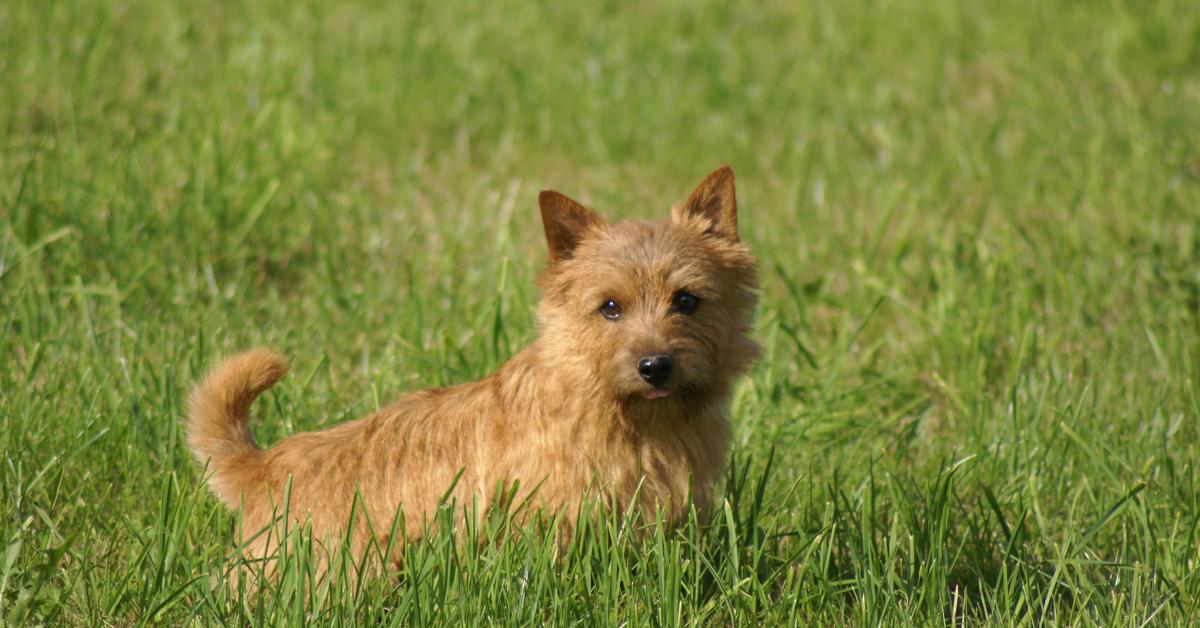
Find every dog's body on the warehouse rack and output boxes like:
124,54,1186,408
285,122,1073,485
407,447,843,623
188,167,758,573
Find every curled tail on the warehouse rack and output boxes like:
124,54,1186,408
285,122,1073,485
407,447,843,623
187,348,289,509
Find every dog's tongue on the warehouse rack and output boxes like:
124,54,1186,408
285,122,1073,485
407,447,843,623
642,389,672,400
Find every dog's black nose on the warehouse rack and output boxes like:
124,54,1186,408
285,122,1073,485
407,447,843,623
637,354,673,387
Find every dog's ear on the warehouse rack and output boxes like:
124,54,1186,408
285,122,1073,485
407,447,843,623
539,190,604,264
672,166,738,241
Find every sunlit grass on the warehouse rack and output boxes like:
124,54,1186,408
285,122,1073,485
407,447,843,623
2,0,1199,623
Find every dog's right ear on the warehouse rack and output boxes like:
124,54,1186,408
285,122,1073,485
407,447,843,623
539,190,604,265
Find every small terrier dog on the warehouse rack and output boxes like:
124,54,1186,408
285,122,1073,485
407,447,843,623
188,166,759,574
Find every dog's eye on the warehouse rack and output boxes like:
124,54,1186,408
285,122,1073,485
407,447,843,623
599,299,622,320
671,291,701,315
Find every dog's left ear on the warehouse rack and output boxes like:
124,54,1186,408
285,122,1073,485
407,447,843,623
672,166,738,241
539,190,605,265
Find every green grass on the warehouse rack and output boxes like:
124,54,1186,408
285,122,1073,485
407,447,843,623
2,0,1199,623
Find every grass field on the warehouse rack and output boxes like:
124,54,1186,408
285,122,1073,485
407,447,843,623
3,0,1200,624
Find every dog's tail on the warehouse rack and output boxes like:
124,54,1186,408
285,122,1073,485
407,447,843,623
186,348,289,509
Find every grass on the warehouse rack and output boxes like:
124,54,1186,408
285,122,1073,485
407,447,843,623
2,0,1199,623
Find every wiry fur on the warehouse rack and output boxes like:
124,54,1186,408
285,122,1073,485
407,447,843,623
187,166,759,579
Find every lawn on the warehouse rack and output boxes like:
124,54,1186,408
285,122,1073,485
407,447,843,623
2,0,1199,624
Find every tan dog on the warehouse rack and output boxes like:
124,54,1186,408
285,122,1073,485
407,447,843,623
188,166,759,575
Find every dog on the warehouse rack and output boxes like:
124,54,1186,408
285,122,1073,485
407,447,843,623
187,166,759,577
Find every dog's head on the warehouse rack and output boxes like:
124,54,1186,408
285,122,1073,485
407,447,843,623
535,167,759,412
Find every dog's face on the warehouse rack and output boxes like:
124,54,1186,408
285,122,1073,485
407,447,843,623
535,167,759,411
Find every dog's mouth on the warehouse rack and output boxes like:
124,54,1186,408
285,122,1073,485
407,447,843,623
641,388,672,400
